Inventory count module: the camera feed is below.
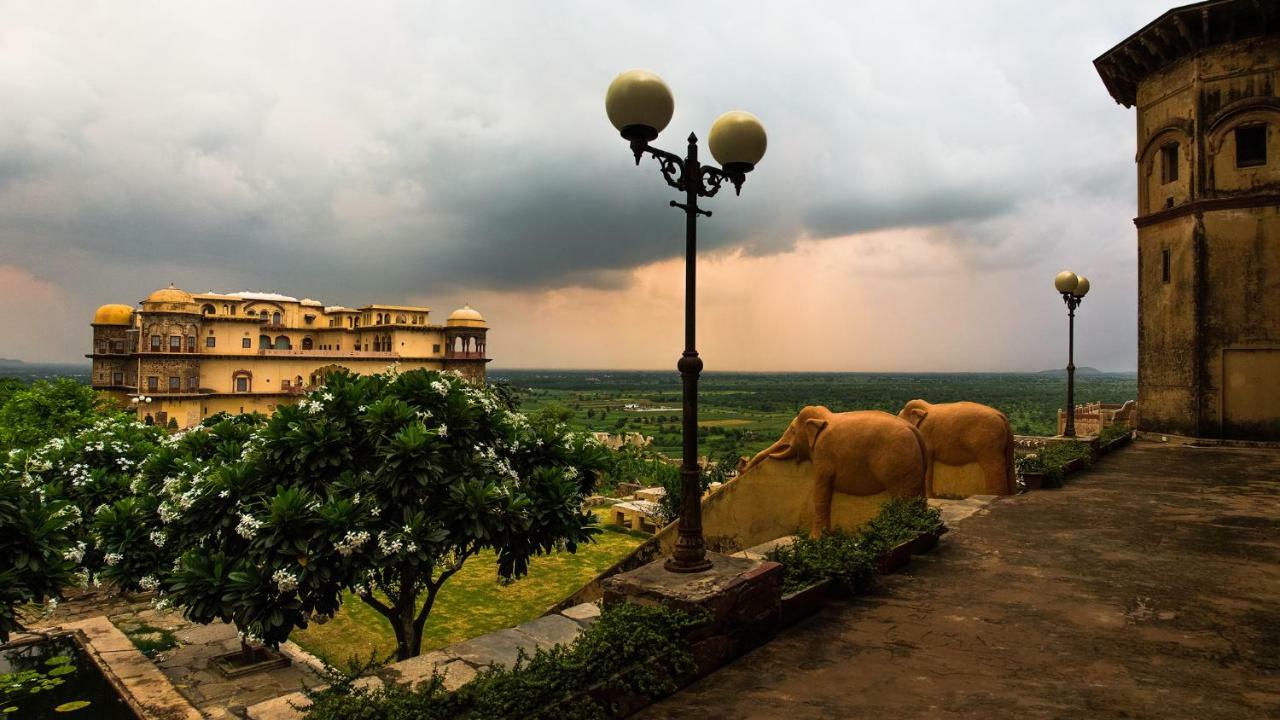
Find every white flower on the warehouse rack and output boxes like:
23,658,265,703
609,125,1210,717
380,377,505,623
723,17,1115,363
139,575,160,592
357,405,367,413
437,424,448,438
150,530,167,547
104,552,123,566
63,542,86,563
430,380,449,396
236,513,263,539
335,530,370,556
273,568,299,593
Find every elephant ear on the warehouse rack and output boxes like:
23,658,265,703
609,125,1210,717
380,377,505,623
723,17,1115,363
801,418,828,450
906,407,928,427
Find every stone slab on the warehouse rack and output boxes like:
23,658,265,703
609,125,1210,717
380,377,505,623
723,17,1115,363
742,535,798,557
63,617,203,720
559,602,601,627
513,614,584,647
450,627,542,669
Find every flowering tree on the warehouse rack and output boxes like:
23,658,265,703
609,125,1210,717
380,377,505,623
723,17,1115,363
0,415,166,639
141,369,611,660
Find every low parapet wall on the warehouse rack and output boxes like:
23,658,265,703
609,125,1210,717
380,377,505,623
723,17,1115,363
549,458,891,614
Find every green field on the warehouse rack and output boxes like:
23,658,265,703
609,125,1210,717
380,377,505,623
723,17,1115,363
291,520,647,664
493,369,1137,458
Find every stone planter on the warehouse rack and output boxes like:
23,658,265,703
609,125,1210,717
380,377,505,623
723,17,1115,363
779,578,832,627
874,539,913,575
905,525,947,555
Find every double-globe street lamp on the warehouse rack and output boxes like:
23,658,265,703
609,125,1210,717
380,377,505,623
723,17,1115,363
1053,271,1091,438
605,70,767,573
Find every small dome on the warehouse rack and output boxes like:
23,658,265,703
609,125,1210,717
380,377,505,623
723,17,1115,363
447,305,486,328
93,304,134,325
145,283,195,304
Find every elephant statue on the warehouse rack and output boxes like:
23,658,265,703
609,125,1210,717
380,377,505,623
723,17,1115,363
744,406,927,537
897,399,1015,496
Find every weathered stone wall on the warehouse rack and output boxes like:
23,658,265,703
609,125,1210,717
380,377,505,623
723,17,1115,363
1132,36,1280,440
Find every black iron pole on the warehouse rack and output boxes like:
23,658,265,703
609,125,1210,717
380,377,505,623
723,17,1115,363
1063,296,1077,438
667,133,712,573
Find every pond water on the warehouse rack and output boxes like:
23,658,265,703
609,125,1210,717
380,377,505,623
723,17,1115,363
0,635,139,719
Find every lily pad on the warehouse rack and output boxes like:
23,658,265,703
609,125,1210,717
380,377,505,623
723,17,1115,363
46,666,76,677
54,700,92,713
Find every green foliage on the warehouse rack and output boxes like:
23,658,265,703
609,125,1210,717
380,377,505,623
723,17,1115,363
767,496,942,595
302,603,699,720
1015,440,1093,488
1097,424,1132,445
119,622,178,658
0,379,118,452
0,479,79,641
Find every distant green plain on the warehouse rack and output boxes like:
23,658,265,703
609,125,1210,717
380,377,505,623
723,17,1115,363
494,370,1138,458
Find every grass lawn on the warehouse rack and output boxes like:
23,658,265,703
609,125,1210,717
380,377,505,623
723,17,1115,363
292,524,648,665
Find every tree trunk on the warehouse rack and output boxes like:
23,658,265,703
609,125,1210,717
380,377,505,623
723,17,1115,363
240,639,255,665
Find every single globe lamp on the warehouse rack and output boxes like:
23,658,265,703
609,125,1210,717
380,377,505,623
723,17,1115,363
708,110,767,174
1054,270,1079,295
605,70,674,142
1073,275,1091,298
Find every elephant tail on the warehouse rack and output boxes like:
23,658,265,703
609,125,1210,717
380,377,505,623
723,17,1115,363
1005,421,1016,494
908,422,932,497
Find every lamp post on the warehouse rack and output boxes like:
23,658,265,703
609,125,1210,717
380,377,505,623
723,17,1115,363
605,70,766,573
1054,271,1091,438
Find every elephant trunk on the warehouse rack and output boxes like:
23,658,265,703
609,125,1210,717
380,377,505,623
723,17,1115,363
744,436,795,471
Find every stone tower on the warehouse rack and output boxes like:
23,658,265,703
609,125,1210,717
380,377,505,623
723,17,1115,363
1096,0,1280,442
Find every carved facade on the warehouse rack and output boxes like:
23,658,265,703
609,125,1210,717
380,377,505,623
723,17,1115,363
90,286,489,428
1096,0,1280,441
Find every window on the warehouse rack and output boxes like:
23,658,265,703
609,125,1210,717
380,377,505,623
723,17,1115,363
235,375,249,392
206,336,216,348
187,376,198,390
186,335,196,352
242,337,251,348
97,341,108,354
1237,125,1267,168
272,311,282,325
112,372,123,386
111,340,124,353
147,376,159,391
433,343,441,354
150,335,161,351
169,335,181,352
1160,143,1178,183
302,337,313,350
202,304,215,315
168,376,180,392
1162,248,1171,284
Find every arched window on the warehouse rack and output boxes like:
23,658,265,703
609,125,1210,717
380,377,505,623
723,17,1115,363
201,304,216,315
233,370,252,393
272,311,282,326
302,337,313,350
274,335,291,350
397,314,406,324
259,334,271,349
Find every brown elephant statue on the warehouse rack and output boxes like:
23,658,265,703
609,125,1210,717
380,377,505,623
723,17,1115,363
897,399,1015,496
744,406,927,537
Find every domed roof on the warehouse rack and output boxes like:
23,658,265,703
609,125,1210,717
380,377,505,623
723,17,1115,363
93,304,135,325
145,284,195,304
446,305,486,328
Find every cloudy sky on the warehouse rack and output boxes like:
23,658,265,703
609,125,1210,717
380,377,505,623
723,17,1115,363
0,1,1167,370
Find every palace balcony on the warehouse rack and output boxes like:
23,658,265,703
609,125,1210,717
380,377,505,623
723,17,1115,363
257,348,399,358
444,351,486,360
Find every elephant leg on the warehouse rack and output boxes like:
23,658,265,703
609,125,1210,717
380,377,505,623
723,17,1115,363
811,472,835,538
978,455,1008,495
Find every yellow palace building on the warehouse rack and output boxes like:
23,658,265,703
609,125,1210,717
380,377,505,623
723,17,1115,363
89,285,489,428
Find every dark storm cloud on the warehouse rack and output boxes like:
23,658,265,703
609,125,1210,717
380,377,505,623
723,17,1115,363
0,0,1170,363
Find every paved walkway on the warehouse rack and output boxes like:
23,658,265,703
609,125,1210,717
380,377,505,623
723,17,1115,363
641,443,1280,720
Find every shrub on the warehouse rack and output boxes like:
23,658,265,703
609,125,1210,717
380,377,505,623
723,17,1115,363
0,378,118,452
767,496,942,596
1097,424,1132,445
302,603,699,720
1015,440,1093,488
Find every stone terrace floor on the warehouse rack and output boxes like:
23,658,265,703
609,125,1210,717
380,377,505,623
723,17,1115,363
640,442,1280,720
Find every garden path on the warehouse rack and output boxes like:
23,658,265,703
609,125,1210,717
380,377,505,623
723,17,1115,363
640,442,1280,719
